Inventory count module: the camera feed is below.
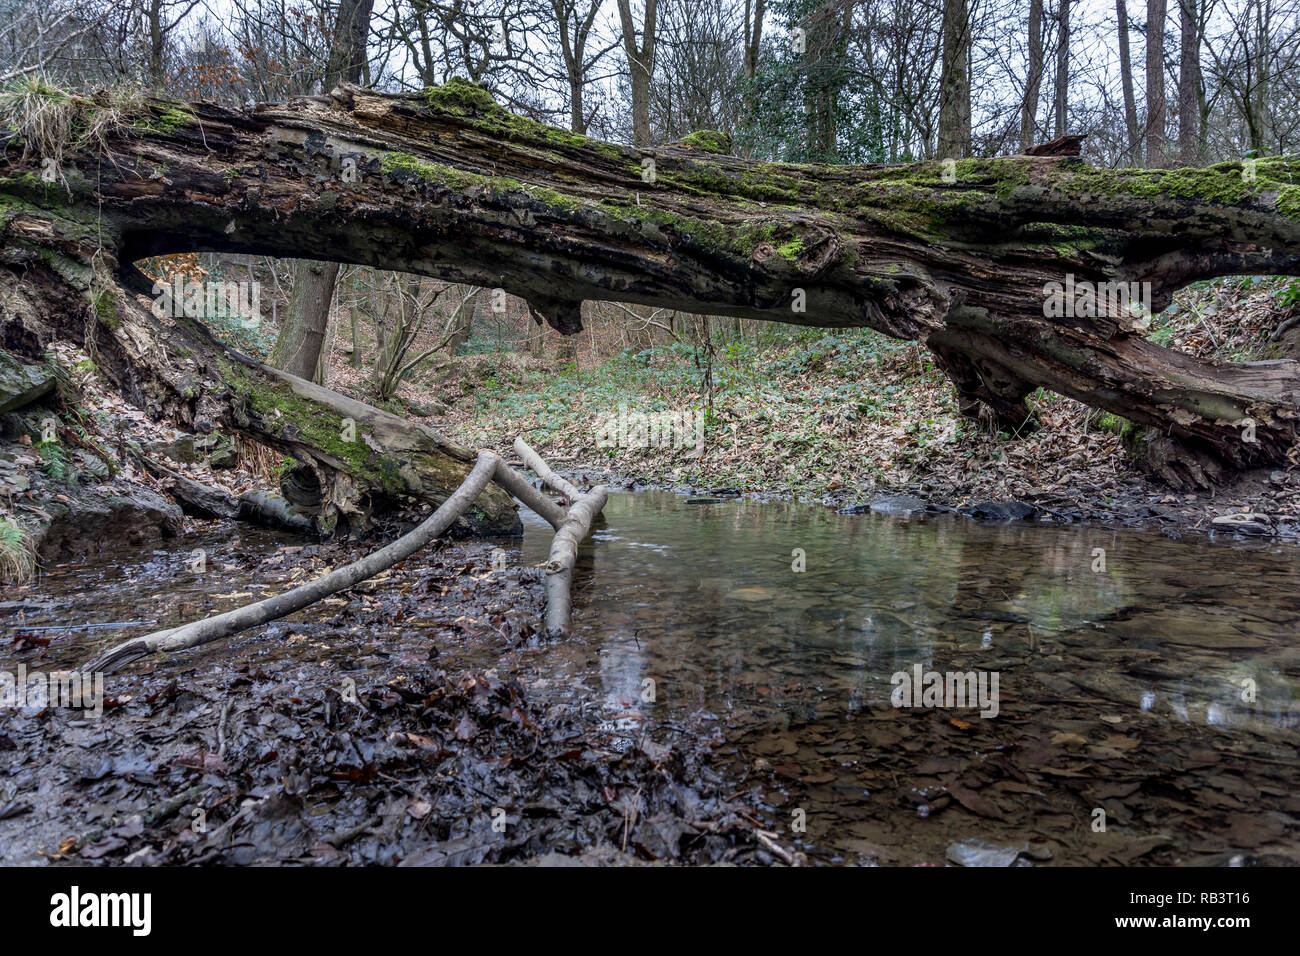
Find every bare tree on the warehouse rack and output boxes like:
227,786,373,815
545,0,616,133
1116,0,1142,162
1053,0,1070,136
939,0,971,157
1146,0,1168,164
616,0,658,146
1177,0,1202,162
1021,0,1045,150
268,0,373,384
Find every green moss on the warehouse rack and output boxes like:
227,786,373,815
380,151,587,213
1275,184,1300,219
1056,163,1257,205
223,365,402,492
777,236,804,261
1090,410,1132,436
131,104,194,135
421,79,624,160
597,201,733,253
658,160,802,204
0,171,63,205
423,77,500,115
91,288,121,329
734,220,778,255
679,130,732,154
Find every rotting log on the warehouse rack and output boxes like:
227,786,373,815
3,81,1300,487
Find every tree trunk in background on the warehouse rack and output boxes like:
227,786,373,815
269,259,335,378
616,0,658,147
740,0,766,156
1247,7,1268,154
744,0,765,83
939,0,971,158
1021,0,1045,151
1117,0,1141,163
270,0,374,385
553,0,604,361
1178,0,1201,164
1146,0,1168,166
350,309,363,367
1054,0,1070,137
146,0,166,88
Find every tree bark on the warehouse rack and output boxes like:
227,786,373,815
544,485,607,638
616,0,658,147
1146,0,1168,166
1177,0,1201,165
1021,0,1045,152
939,0,972,159
3,84,1299,486
1054,0,1071,137
269,0,374,385
1116,0,1141,163
269,258,336,380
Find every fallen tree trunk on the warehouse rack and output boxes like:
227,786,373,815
490,454,568,528
3,82,1299,484
511,435,607,636
513,436,582,502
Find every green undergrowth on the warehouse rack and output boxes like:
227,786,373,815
448,327,964,496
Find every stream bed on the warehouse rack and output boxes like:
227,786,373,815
2,491,1297,865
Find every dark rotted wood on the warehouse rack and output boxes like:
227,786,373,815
1024,134,1087,156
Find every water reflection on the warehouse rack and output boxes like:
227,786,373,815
513,492,1298,738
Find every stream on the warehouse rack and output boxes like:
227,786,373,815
2,491,1298,865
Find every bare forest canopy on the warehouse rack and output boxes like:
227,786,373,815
1,79,1299,522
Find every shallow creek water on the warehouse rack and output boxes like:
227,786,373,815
4,491,1299,865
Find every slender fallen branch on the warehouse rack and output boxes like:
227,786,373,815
514,436,582,502
543,485,608,639
490,458,567,530
83,451,500,674
511,437,608,637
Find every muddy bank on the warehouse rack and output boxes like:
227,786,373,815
551,464,1300,541
0,532,762,866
